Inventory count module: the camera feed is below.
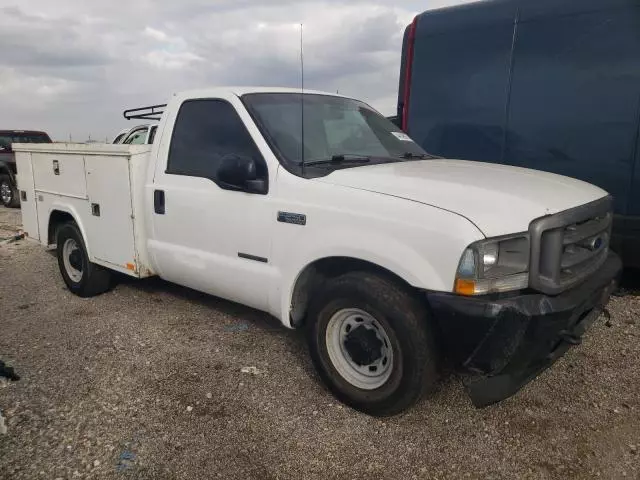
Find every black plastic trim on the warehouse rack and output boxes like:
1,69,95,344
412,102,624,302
427,251,621,408
238,253,268,263
153,190,165,215
529,195,613,295
123,104,167,121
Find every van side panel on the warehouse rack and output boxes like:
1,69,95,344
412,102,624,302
406,1,517,162
504,5,640,215
621,97,640,265
519,0,636,21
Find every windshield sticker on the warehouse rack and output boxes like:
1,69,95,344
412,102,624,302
391,131,413,142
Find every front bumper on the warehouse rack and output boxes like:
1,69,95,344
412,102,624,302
427,252,622,408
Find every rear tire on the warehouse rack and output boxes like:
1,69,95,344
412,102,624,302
0,175,19,208
56,222,112,297
306,271,439,417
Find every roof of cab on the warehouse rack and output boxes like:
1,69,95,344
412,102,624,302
172,86,351,100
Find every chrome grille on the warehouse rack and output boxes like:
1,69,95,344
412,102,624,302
529,196,612,295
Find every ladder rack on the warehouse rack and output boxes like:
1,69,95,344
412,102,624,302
123,104,167,121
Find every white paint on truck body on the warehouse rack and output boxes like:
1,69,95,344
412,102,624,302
13,87,609,328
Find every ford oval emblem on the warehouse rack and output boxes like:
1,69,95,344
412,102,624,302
589,237,604,251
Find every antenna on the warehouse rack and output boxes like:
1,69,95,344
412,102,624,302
300,23,305,177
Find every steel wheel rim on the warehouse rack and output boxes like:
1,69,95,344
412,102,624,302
62,238,83,283
326,308,393,390
0,182,11,204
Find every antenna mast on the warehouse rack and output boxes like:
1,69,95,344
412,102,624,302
300,23,305,177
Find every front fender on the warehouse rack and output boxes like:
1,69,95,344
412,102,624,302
274,228,450,328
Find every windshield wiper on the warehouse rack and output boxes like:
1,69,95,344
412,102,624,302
301,154,371,166
399,152,437,160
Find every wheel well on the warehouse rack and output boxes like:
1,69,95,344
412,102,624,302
289,257,413,328
0,165,11,179
48,211,75,245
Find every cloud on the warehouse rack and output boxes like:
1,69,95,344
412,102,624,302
0,7,112,69
143,51,204,70
0,0,478,140
144,27,169,42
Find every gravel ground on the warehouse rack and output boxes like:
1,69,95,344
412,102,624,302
1,206,639,480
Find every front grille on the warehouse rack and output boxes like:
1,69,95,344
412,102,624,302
529,196,612,295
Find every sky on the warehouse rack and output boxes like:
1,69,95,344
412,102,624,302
1,0,477,141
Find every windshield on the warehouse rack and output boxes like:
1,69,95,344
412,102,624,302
242,93,430,175
0,133,51,151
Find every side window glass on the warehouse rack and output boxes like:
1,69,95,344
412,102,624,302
167,99,265,180
123,129,147,145
133,129,148,145
131,131,147,145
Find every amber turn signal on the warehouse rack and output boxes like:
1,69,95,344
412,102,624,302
454,278,476,296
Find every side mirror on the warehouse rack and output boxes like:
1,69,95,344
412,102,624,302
217,154,267,194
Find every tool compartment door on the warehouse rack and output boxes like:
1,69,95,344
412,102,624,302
32,152,88,199
84,155,138,275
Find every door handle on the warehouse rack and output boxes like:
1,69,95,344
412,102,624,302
154,189,165,215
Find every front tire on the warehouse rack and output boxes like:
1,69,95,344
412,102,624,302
56,222,112,297
306,271,439,416
0,175,19,208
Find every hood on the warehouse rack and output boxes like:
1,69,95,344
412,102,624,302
314,159,608,237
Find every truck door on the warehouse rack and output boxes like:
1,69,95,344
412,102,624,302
148,96,274,312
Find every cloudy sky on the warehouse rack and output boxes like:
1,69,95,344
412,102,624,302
1,0,476,141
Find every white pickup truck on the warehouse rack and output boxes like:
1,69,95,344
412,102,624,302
14,87,621,415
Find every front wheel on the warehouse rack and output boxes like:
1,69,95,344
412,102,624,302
306,271,439,416
56,222,112,297
0,175,19,208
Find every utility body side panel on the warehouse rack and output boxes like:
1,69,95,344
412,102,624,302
13,143,153,278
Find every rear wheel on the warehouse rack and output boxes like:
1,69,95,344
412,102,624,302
56,222,112,297
0,175,19,208
306,271,439,416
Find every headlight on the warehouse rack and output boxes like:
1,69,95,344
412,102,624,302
454,234,530,295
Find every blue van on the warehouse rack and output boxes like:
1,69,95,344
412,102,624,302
398,0,640,267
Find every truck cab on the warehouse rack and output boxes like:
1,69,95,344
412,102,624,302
14,87,621,415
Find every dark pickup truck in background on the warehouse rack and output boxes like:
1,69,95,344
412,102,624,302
0,130,52,207
397,0,640,267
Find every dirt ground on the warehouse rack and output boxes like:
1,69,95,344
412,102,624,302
0,206,639,480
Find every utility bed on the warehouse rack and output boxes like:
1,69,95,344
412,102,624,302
13,143,153,278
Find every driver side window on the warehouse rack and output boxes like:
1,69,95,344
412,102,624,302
166,99,266,181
